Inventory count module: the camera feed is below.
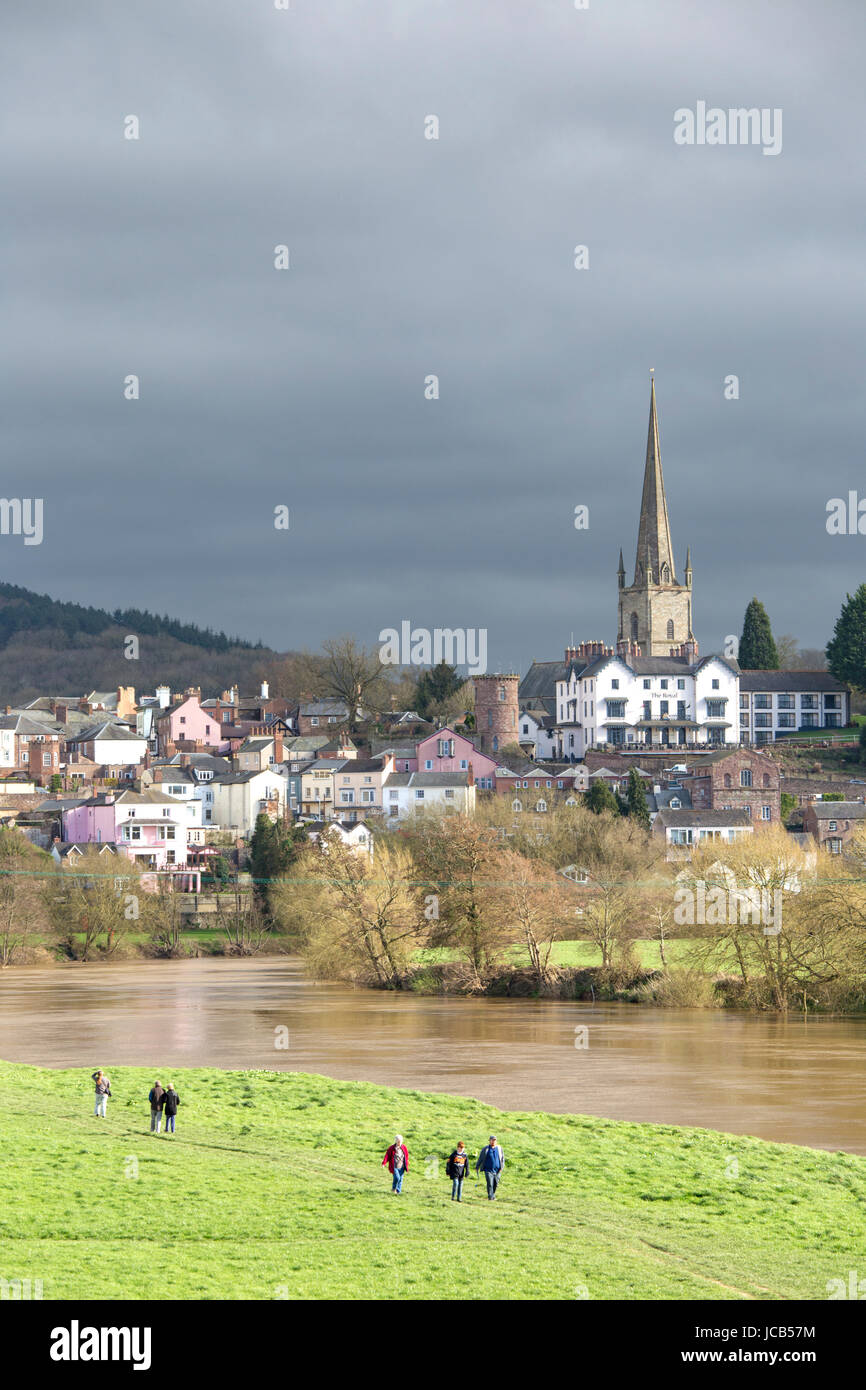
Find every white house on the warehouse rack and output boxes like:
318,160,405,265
209,768,288,836
382,771,475,820
556,653,740,755
738,671,850,745
66,721,148,766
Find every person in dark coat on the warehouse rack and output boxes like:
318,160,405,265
382,1135,409,1194
446,1141,470,1202
148,1081,164,1134
162,1082,180,1134
475,1135,505,1200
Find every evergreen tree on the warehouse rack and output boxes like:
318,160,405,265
624,768,651,828
584,780,620,815
415,661,462,719
827,585,866,692
738,598,779,669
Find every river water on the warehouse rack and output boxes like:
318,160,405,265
0,957,863,1153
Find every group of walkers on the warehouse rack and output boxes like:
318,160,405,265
90,1069,180,1134
92,1068,507,1194
382,1134,505,1201
148,1080,180,1134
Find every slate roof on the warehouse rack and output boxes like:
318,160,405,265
738,670,846,692
807,802,866,820
654,808,752,828
384,771,471,788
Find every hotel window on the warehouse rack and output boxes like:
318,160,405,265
754,695,770,710
643,679,650,689
660,679,668,690
660,700,669,716
777,695,794,710
800,695,817,711
754,714,771,728
825,694,841,709
777,714,795,728
677,679,685,690
707,701,725,718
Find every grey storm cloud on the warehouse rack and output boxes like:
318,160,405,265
2,0,865,668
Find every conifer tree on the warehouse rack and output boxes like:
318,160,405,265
738,598,779,669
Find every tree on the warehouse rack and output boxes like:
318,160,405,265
50,852,142,960
780,791,797,822
739,598,779,669
248,815,308,909
827,585,866,692
624,768,651,828
775,634,799,668
575,814,662,968
301,635,389,732
584,780,620,815
271,838,423,987
489,851,574,990
0,831,54,966
412,814,513,987
415,662,464,721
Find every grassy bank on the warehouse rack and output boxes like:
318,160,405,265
0,1061,863,1300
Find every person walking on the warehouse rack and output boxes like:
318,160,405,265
446,1141,470,1202
162,1082,179,1134
148,1080,164,1134
92,1069,111,1119
476,1134,505,1200
382,1134,409,1194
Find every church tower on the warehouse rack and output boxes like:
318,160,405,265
616,378,696,658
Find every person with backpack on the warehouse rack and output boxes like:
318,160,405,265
91,1069,111,1118
446,1141,470,1202
148,1080,164,1134
476,1135,505,1200
162,1082,180,1134
382,1134,409,1194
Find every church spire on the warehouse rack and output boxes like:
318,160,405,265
633,376,676,585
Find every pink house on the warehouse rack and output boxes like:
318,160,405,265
63,789,194,870
409,728,498,789
157,695,221,752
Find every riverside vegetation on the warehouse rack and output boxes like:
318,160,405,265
1,1060,863,1301
6,797,866,1013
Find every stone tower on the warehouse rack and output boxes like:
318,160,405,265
473,673,519,757
617,379,696,658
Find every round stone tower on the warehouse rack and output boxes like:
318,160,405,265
473,673,519,757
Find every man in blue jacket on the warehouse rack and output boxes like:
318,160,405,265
476,1135,505,1200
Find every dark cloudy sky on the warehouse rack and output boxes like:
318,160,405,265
3,0,865,672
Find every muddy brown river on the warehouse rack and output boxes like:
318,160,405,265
0,957,864,1153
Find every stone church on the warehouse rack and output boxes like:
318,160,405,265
616,378,696,659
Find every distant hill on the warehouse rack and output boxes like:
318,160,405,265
0,582,287,706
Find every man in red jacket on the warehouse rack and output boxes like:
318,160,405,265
382,1134,409,1194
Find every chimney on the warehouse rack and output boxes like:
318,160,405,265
273,732,283,764
260,680,269,700
156,685,171,710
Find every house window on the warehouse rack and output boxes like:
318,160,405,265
761,806,771,821
166,826,175,839
741,769,753,787
522,724,529,735
444,789,454,799
512,799,522,812
712,680,719,690
536,799,547,812
361,789,374,804
415,790,425,800
611,679,619,690
389,790,399,801
460,759,468,770
828,820,837,832
310,717,319,726
425,760,433,770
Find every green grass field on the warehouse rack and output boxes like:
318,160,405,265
1,1062,862,1300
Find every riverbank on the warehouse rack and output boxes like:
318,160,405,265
1,1059,863,1299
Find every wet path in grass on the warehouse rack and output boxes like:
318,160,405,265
1,956,864,1153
